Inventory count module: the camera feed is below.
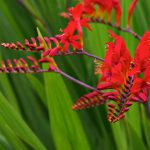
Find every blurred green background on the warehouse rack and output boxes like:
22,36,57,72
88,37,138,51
0,0,150,150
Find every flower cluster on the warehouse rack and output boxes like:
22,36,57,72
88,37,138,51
98,31,150,122
1,0,148,123
73,30,150,123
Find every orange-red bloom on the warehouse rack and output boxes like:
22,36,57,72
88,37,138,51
56,3,92,52
82,0,122,25
57,21,82,52
73,30,150,123
66,4,91,46
98,31,150,101
96,0,122,25
98,30,132,90
99,31,150,122
83,0,96,16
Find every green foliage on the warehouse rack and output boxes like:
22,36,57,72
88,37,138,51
0,0,150,150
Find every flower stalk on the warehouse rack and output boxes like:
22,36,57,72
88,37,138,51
90,18,141,40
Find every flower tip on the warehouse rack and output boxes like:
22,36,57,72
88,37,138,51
25,39,29,46
72,104,77,110
108,104,115,108
48,64,56,71
60,12,70,19
119,114,125,120
27,56,35,62
37,36,43,43
127,0,138,27
39,58,50,63
42,49,50,57
107,30,117,38
49,46,61,57
31,37,36,43
1,43,4,46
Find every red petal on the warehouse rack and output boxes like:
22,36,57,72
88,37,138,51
49,46,61,57
39,58,54,63
139,92,148,103
42,49,51,57
97,82,114,90
127,0,138,27
72,4,83,20
72,41,82,50
64,21,76,35
63,42,70,52
81,18,92,31
134,31,150,71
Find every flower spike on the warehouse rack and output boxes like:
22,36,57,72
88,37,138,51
72,91,109,110
1,36,59,53
0,57,46,74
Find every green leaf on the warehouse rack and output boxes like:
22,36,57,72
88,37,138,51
26,74,46,106
0,92,46,150
0,116,27,150
37,28,91,150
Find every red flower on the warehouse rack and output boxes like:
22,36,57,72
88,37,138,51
66,4,91,46
83,0,137,26
98,30,132,90
134,31,150,72
83,0,96,16
99,31,150,122
90,0,122,25
130,31,150,100
74,30,150,123
98,31,150,97
57,21,82,52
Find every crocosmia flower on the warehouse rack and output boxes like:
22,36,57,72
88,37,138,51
73,30,150,123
